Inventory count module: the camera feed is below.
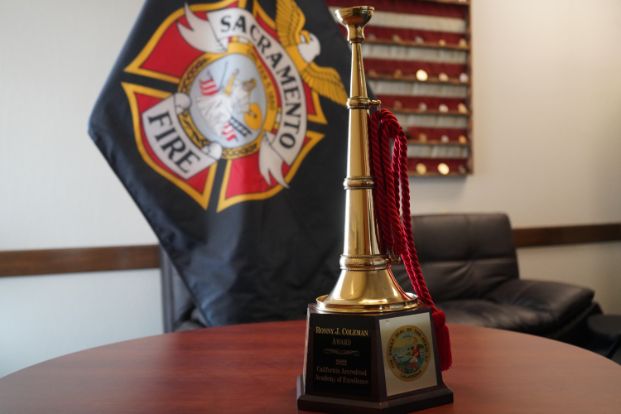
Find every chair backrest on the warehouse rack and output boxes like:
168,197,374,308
393,213,519,302
162,213,520,330
160,248,196,332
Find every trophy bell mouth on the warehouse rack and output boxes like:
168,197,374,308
316,265,419,314
335,6,375,27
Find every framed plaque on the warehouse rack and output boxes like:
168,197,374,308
326,0,473,177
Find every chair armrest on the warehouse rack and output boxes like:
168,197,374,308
486,279,594,322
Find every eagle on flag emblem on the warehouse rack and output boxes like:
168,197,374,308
123,0,347,211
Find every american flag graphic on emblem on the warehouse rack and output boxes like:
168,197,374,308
221,122,237,142
200,77,219,96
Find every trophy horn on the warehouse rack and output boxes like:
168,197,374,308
316,6,418,313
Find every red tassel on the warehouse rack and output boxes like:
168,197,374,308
369,109,453,371
432,307,452,370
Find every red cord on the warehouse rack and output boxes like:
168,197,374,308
369,109,452,371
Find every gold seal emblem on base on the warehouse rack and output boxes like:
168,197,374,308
386,325,430,381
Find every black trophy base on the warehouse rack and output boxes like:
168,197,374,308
297,305,453,413
297,375,453,414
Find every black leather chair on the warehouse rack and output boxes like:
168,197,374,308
161,213,600,343
392,213,600,343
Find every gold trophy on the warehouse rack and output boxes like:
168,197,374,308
296,7,453,413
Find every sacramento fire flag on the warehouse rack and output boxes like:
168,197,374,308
89,0,351,325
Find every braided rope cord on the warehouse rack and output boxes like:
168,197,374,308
368,108,452,370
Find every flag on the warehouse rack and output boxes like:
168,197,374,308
89,0,350,326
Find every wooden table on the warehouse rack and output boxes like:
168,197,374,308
1,321,620,413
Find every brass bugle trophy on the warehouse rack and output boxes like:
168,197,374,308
296,6,453,413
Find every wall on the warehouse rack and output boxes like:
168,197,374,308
0,0,160,378
410,0,621,314
414,0,621,226
0,0,152,249
0,270,161,377
1,0,620,377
